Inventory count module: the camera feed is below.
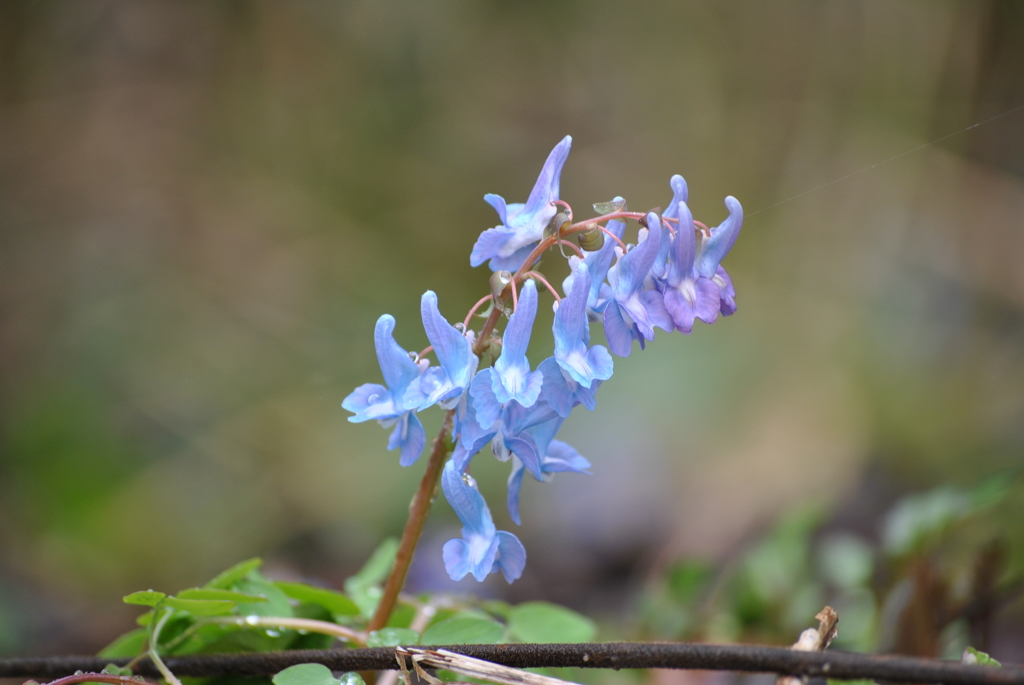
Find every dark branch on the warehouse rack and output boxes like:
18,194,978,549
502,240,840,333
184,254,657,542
2,643,1022,684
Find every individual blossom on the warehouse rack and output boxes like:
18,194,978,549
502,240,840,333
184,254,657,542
537,357,600,418
554,262,613,388
471,136,572,272
695,195,744,280
441,460,527,583
342,315,426,466
505,417,591,525
662,198,722,334
714,264,737,316
404,291,478,411
473,279,544,420
603,212,673,357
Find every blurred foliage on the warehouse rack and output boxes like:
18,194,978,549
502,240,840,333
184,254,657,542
639,476,1023,658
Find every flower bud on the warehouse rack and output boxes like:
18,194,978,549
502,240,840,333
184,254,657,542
576,223,604,251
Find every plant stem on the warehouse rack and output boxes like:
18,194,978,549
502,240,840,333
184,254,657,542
367,410,455,632
204,616,366,645
149,609,184,685
35,674,159,685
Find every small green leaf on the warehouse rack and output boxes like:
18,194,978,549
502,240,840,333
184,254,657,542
273,663,338,685
366,627,420,647
236,577,294,617
507,602,596,643
136,611,154,626
123,590,166,607
98,628,148,658
420,616,504,645
163,597,236,616
347,585,382,619
103,663,134,676
274,581,360,617
177,588,268,602
345,538,399,592
205,558,263,589
965,647,1001,667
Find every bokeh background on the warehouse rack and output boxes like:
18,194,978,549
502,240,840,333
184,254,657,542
2,0,1024,666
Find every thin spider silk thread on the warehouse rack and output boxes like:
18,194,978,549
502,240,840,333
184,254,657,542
748,103,1024,218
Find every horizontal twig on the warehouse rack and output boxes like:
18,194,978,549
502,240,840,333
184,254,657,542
2,643,1022,684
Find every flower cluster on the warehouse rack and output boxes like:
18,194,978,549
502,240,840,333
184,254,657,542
344,136,743,583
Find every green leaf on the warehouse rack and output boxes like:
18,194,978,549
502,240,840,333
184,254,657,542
273,663,338,685
135,611,154,626
235,577,294,617
177,588,268,602
123,590,166,607
205,557,264,589
420,616,504,645
965,647,1001,667
347,585,382,619
345,538,399,592
274,581,359,617
507,602,596,643
97,628,148,658
163,597,237,616
103,663,134,676
366,627,420,647
338,675,365,685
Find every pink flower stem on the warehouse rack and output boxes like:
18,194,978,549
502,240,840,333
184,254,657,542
524,271,561,302
462,294,494,329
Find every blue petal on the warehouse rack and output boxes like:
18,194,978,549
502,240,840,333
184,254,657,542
483,193,508,225
602,302,640,358
442,461,495,539
387,412,426,467
342,383,397,422
668,200,697,284
469,369,503,431
452,396,498,471
374,315,420,403
538,357,576,418
714,265,737,315
696,196,743,279
494,531,526,583
488,244,538,273
416,291,477,407
506,457,526,525
544,440,592,473
522,136,572,218
493,280,543,406
504,433,544,481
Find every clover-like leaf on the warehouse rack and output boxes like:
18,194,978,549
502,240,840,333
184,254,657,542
97,628,148,658
163,597,236,616
274,581,359,617
507,601,595,643
177,588,268,602
205,557,263,589
123,590,166,607
420,616,504,645
273,664,338,685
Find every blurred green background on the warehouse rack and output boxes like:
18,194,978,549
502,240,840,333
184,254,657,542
2,0,1023,663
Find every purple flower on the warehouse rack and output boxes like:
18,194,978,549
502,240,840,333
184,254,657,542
713,265,737,315
650,175,689,281
342,315,427,466
471,136,572,272
602,212,674,357
441,460,526,583
553,262,613,388
662,198,722,334
403,291,478,411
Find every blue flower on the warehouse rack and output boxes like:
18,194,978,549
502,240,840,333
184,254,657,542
505,417,590,525
537,357,601,418
602,212,673,357
342,315,427,466
441,460,527,583
475,279,544,416
554,262,613,388
404,291,478,411
662,198,722,334
471,136,572,272
695,196,743,279
713,265,737,315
